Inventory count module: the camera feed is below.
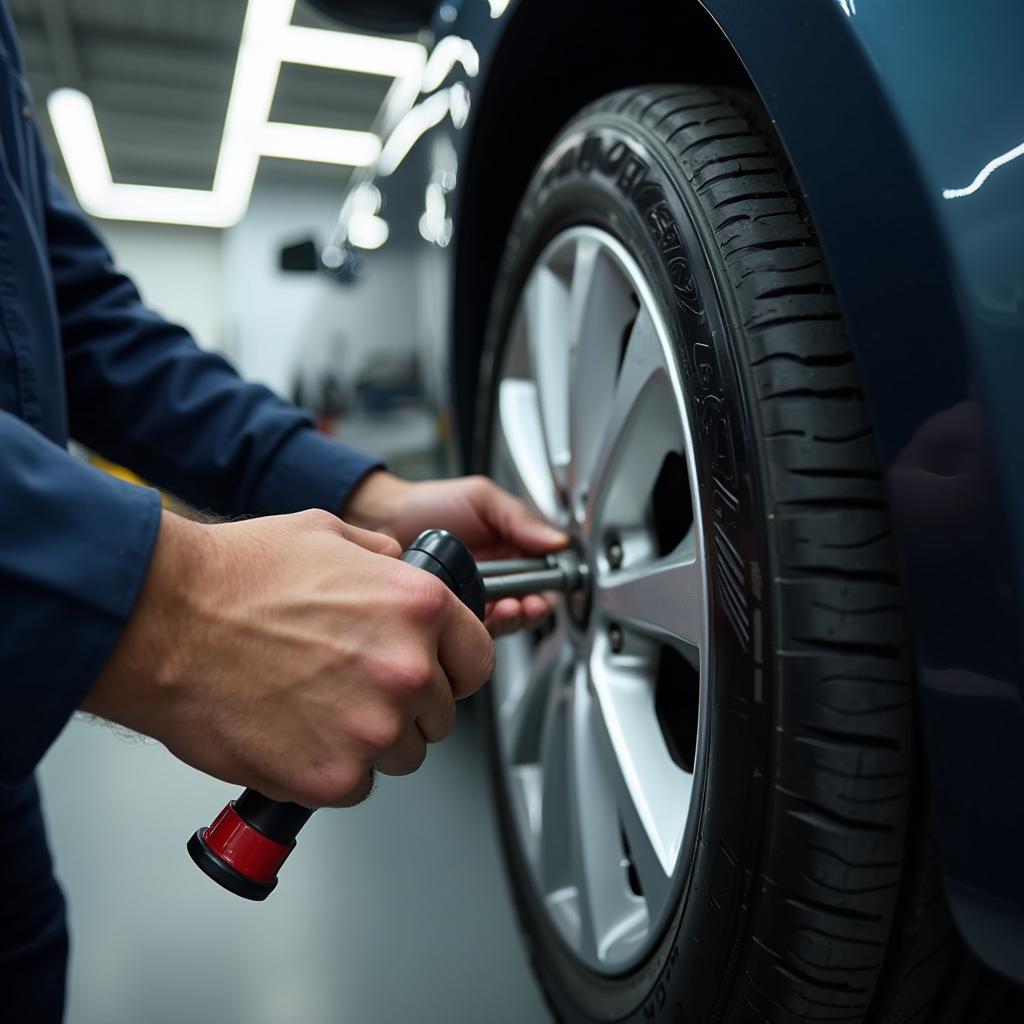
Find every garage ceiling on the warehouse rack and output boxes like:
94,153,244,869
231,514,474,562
8,0,398,196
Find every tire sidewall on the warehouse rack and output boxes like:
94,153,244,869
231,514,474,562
476,114,774,1024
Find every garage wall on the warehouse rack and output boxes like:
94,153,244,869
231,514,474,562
222,176,422,400
100,221,227,354
94,177,424,407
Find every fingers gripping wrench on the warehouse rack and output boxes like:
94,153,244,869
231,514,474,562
187,529,585,900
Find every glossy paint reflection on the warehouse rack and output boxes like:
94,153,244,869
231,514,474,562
703,0,1024,974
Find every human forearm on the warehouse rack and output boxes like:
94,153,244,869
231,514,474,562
82,510,204,727
82,507,494,806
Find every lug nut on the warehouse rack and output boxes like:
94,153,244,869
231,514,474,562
608,623,624,653
606,538,623,570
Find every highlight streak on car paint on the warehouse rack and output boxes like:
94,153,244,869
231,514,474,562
943,138,1024,199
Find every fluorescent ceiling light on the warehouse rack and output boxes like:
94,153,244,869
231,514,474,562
260,122,380,166
279,25,425,78
47,88,109,199
48,0,425,228
48,88,247,227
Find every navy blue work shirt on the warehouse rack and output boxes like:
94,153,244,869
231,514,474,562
0,2,381,1013
0,10,382,782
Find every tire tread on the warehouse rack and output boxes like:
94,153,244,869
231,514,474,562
597,84,1016,1024
482,82,1020,1024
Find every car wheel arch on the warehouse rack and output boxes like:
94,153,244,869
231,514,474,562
446,2,1023,981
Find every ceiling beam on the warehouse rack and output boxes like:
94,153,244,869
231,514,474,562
38,0,82,89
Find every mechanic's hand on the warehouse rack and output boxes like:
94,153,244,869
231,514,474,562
83,508,495,807
343,471,568,636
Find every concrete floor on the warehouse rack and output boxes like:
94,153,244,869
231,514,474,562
38,704,552,1024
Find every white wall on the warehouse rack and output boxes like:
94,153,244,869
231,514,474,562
100,221,226,354
223,177,422,400
96,177,423,407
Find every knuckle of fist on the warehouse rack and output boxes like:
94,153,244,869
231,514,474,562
387,653,435,699
300,763,367,808
298,508,337,532
467,474,492,499
355,713,403,753
403,575,449,625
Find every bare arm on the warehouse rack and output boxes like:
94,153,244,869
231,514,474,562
85,508,495,807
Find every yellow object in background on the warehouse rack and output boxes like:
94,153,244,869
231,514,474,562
89,454,176,509
89,454,146,487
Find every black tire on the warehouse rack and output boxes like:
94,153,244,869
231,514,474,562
476,86,1019,1024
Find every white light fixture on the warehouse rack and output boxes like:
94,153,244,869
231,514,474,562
47,0,425,228
278,25,425,78
48,88,248,227
260,122,381,166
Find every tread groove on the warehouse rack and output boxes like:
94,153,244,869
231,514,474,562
797,723,903,752
785,893,886,923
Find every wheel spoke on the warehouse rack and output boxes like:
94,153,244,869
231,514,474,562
616,767,674,916
495,378,562,522
595,541,704,650
498,621,571,765
569,661,649,964
589,632,693,890
524,265,571,482
566,239,637,510
537,687,577,927
583,306,681,535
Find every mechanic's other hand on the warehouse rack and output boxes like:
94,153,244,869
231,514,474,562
83,509,495,807
343,471,568,636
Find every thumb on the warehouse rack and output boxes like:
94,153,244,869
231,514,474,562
484,484,568,555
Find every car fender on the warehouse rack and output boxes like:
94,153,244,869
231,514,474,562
429,0,1024,977
691,0,1024,980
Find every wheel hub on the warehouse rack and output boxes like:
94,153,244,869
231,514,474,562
564,535,593,630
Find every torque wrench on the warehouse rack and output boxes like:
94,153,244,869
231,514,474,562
187,529,584,900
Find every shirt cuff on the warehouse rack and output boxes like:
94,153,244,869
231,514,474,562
248,427,384,517
1,471,163,781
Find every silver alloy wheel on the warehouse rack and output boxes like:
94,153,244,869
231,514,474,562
489,226,709,974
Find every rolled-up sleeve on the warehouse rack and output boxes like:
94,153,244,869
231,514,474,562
0,411,162,782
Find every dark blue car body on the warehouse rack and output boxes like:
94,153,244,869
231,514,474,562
328,0,1024,979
